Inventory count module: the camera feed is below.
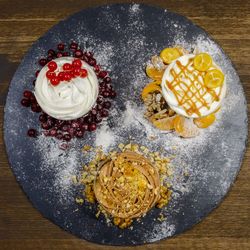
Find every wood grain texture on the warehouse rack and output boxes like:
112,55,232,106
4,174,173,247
0,0,249,249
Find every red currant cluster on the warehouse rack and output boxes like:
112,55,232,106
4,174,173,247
45,59,88,86
21,41,116,145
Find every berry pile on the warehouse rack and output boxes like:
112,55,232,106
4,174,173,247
46,59,88,86
21,41,116,143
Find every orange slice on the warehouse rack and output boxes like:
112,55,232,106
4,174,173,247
152,115,176,131
173,115,199,138
204,69,224,88
194,113,216,128
193,53,212,71
146,65,165,80
159,48,182,64
141,82,162,100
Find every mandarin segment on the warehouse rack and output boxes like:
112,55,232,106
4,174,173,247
152,115,176,131
194,113,216,128
146,65,165,80
159,48,182,64
193,53,212,72
204,69,224,88
173,115,199,138
141,82,162,100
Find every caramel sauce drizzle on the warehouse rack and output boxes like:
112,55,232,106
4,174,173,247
166,59,222,116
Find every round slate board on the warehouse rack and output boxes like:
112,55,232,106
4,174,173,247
4,3,248,246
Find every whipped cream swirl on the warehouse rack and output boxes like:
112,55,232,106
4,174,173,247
35,57,98,120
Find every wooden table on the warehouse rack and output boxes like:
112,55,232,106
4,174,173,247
0,0,249,249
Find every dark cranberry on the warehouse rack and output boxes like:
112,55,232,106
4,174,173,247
35,70,40,77
33,79,36,86
91,108,97,115
85,115,93,124
88,123,97,131
97,97,104,104
98,71,108,79
21,98,30,107
104,77,111,83
31,103,41,113
74,49,83,58
99,82,106,88
62,52,69,57
23,90,32,99
88,58,96,66
70,42,78,50
55,120,65,128
56,132,63,140
62,125,69,132
94,65,100,73
105,84,113,91
68,127,75,136
47,117,56,128
43,130,50,136
95,116,102,124
57,43,65,51
71,121,80,128
82,55,89,63
41,122,50,130
56,52,63,58
63,133,71,141
102,91,110,98
110,91,117,98
39,114,47,123
81,123,89,131
101,109,109,118
27,128,37,137
39,58,47,66
103,101,111,109
77,117,85,123
48,49,56,57
49,128,57,137
96,104,103,111
84,51,93,58
29,94,37,104
76,130,84,138
47,56,53,62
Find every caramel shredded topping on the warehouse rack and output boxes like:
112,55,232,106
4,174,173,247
94,151,160,219
166,59,222,116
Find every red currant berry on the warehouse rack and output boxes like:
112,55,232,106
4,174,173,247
64,72,72,81
63,63,72,71
48,61,57,71
80,69,88,78
101,109,109,117
35,70,40,77
46,71,56,79
73,68,81,77
72,59,82,69
58,72,65,81
57,43,65,51
39,58,47,66
50,76,60,86
104,77,111,83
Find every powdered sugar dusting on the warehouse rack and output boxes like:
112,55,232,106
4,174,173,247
4,3,247,245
